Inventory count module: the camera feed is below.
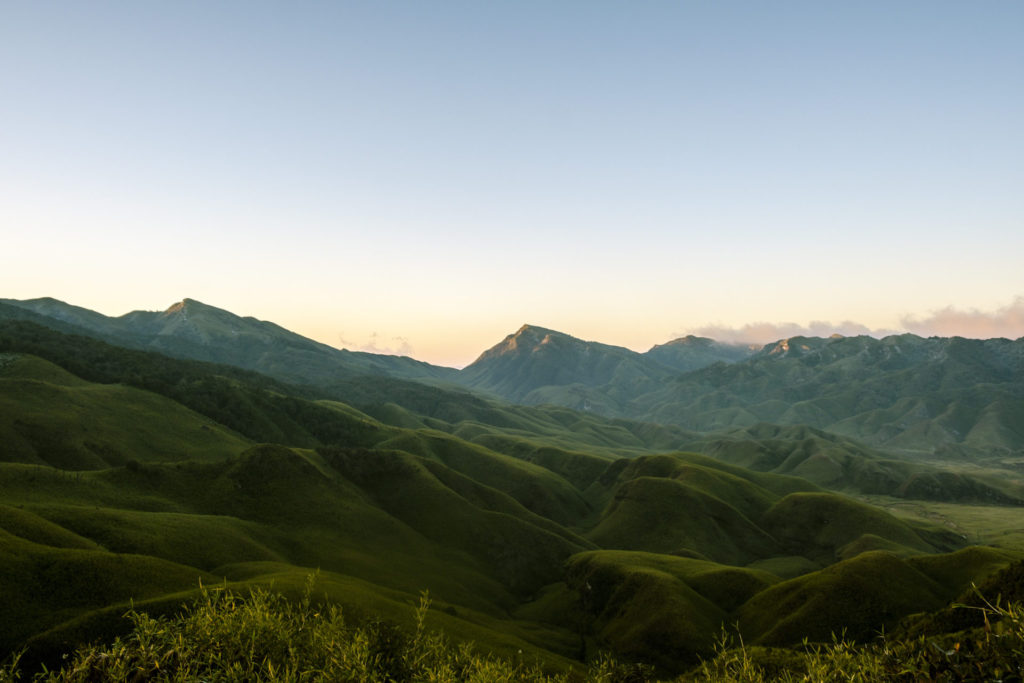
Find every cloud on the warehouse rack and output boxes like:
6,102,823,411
900,297,1024,340
681,297,1024,345
684,320,896,346
345,331,415,357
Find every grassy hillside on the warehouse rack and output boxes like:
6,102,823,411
0,446,590,667
2,317,1023,675
453,325,1024,461
0,354,249,469
681,423,1024,504
857,494,1024,554
5,575,1024,681
738,550,963,645
637,335,1024,457
563,551,780,670
1,297,457,383
9,299,1024,464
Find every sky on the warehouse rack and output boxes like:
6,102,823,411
2,1,1022,367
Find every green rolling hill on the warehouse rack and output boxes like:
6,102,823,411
679,423,1024,504
2,299,1023,677
0,353,250,469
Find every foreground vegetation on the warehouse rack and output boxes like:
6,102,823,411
1,578,1021,682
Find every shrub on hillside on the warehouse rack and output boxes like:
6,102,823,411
1,578,1021,682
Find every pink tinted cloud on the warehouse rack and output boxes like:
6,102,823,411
358,332,415,357
684,320,893,346
901,297,1024,340
684,297,1024,345
337,331,416,356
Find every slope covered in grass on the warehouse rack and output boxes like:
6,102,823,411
584,454,812,563
450,323,1024,461
637,335,1024,458
736,549,995,645
0,437,599,660
2,297,457,383
3,311,1023,675
0,354,250,469
761,491,962,563
8,574,1024,682
563,550,780,671
682,422,1024,503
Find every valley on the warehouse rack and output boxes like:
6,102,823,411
1,298,1022,680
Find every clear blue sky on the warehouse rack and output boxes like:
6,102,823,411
2,1,1022,365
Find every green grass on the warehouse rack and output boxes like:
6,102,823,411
736,548,1013,647
682,424,1024,503
0,504,100,551
760,491,962,563
569,551,780,613
690,595,1024,683
320,446,592,594
5,577,1024,681
743,555,821,579
26,506,285,570
4,327,1024,676
0,530,214,655
856,494,1024,553
907,544,1019,591
582,454,938,567
567,554,729,672
0,355,249,469
586,476,780,564
460,433,614,492
0,439,597,656
373,430,593,526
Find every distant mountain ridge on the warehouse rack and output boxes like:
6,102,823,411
646,334,758,372
458,324,676,401
1,297,457,385
6,296,1024,458
462,325,1024,458
457,325,756,414
634,333,1024,454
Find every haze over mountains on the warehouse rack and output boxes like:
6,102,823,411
2,295,1023,676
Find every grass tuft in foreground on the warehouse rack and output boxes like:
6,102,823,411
0,577,623,683
692,589,1024,682
2,579,1022,682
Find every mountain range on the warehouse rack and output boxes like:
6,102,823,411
2,295,1023,676
0,297,456,384
5,296,1024,471
461,324,1024,458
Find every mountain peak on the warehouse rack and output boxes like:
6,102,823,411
650,335,716,350
765,336,811,355
645,334,757,372
488,324,572,356
164,298,212,315
514,323,562,337
164,300,187,315
460,323,672,403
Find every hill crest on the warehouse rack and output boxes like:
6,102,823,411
1,297,457,384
